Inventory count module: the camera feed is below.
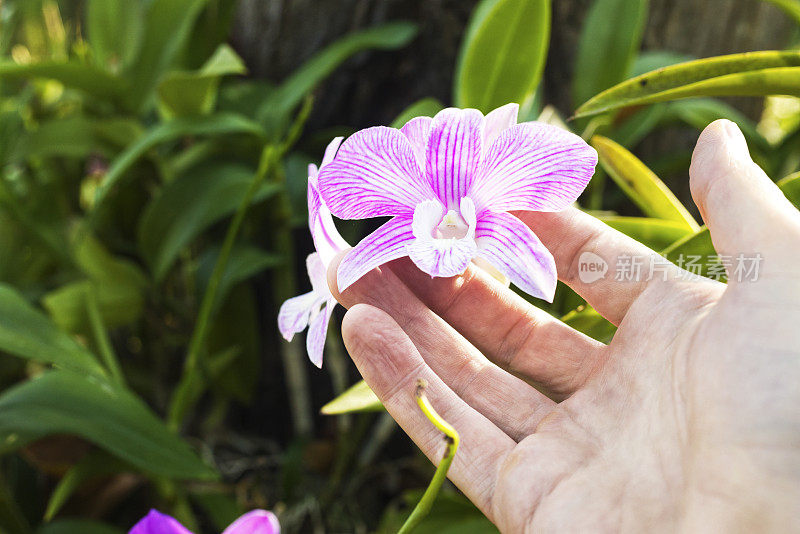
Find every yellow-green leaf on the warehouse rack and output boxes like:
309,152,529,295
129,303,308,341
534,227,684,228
321,380,384,415
778,171,800,207
454,0,550,113
597,215,694,250
575,50,800,118
592,135,700,231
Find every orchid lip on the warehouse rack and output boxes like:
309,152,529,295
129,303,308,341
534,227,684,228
435,209,469,239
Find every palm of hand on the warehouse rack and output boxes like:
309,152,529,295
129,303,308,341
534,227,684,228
331,121,800,532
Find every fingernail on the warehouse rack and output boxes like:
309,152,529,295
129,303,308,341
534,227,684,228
720,119,750,158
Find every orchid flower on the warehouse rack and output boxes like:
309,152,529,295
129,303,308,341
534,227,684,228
278,137,348,368
129,509,279,534
317,104,597,301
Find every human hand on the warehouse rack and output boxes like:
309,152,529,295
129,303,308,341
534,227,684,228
327,120,800,533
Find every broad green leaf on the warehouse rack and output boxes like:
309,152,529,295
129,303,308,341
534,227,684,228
38,520,122,534
94,113,265,210
778,171,800,207
0,371,216,480
454,0,550,113
43,229,147,332
664,98,770,151
390,97,445,128
573,0,649,109
762,0,800,26
44,452,129,521
632,51,694,77
157,44,247,118
611,103,669,148
575,50,800,118
598,215,693,250
0,61,125,101
561,306,616,343
661,227,719,278
0,284,104,377
87,0,144,70
125,0,211,111
261,22,418,123
592,135,700,231
321,380,384,415
138,163,280,281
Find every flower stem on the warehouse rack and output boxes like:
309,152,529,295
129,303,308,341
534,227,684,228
397,379,460,534
85,288,125,385
167,146,276,432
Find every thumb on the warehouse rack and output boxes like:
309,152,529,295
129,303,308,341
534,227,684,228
689,119,800,279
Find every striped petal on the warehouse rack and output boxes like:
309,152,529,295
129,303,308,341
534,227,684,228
475,211,557,302
482,103,518,150
426,108,483,209
277,290,323,341
318,126,435,219
321,136,343,167
306,298,335,368
408,197,477,278
130,510,192,534
308,177,348,266
222,510,280,534
400,116,432,168
337,216,414,291
470,122,597,213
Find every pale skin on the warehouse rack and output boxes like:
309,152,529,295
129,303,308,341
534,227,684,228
327,120,800,533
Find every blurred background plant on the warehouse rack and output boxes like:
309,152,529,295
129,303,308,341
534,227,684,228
1,0,800,533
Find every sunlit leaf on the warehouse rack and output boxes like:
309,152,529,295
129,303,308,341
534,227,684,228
321,380,384,415
592,135,700,231
0,371,217,480
762,0,800,26
575,50,800,118
778,171,800,207
158,44,247,118
632,50,694,77
454,0,550,113
390,98,445,128
137,163,280,281
94,113,265,210
597,215,694,250
573,0,648,109
87,0,144,70
0,284,105,377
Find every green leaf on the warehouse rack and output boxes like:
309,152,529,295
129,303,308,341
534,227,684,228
138,163,280,281
632,51,694,77
778,171,800,207
575,50,800,118
38,519,123,534
0,284,104,377
379,490,497,534
321,380,384,415
660,227,722,279
454,0,550,113
0,371,216,480
87,0,144,70
592,135,700,231
664,98,770,151
390,98,445,128
0,61,125,101
44,452,129,521
124,0,211,111
597,215,693,250
262,22,418,123
94,113,265,210
158,44,247,118
573,0,649,109
762,0,800,26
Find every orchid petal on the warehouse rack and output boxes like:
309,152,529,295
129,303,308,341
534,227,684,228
321,136,343,168
222,510,280,534
482,103,518,150
475,211,557,302
278,290,323,341
305,253,330,295
426,108,483,209
308,179,348,265
318,127,435,219
306,298,335,368
408,197,477,277
470,122,597,213
337,216,415,291
130,510,192,534
400,116,432,168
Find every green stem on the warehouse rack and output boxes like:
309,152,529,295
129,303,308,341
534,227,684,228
398,379,460,534
167,146,275,431
85,288,125,385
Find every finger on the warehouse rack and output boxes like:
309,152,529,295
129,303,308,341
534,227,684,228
516,207,687,325
387,258,606,397
328,253,556,438
689,119,800,280
341,304,515,519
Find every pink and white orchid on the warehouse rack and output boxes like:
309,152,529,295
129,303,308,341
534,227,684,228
317,104,597,301
278,138,348,368
130,508,279,534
